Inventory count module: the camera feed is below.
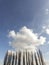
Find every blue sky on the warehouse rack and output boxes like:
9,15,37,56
0,0,49,65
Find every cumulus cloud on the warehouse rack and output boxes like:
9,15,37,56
8,30,16,39
8,26,46,49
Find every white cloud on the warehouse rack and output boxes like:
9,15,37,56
42,26,46,29
46,28,49,34
45,9,49,14
8,30,16,39
48,41,49,44
42,25,49,35
8,26,46,50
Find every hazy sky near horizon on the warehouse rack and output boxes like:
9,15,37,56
0,0,49,65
